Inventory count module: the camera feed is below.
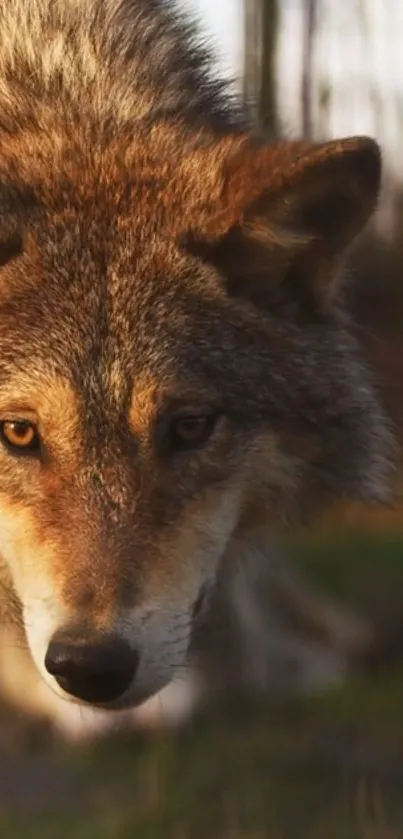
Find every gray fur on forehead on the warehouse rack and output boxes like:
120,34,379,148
0,0,245,133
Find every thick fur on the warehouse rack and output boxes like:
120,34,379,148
0,0,394,733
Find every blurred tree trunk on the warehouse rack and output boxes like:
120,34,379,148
243,0,278,132
301,0,316,138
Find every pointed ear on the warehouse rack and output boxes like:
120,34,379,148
185,136,381,311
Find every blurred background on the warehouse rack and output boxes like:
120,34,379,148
3,2,403,837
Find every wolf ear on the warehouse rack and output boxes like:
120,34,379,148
186,136,381,311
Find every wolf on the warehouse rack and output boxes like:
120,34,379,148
0,0,393,738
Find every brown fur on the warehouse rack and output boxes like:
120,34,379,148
0,0,394,725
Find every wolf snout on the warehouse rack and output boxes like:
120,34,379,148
44,629,138,705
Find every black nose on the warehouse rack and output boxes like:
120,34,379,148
45,630,138,704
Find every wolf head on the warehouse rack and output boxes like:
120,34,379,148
0,1,393,711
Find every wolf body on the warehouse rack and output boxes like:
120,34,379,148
0,0,393,737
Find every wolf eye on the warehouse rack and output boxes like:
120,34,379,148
0,420,40,453
169,414,217,450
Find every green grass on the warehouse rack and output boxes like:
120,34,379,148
2,527,403,839
286,526,403,626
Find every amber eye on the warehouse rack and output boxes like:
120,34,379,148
0,420,40,453
169,414,217,451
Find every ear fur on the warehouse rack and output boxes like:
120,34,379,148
185,136,381,312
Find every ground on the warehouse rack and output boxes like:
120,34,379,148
1,519,403,839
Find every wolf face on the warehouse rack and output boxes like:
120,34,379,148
0,0,393,711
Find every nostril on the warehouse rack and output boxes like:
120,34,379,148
45,633,139,705
45,643,74,678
